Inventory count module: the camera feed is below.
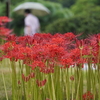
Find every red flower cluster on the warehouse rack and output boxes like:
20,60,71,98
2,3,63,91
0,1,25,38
40,67,54,74
36,79,47,87
1,29,100,85
0,16,12,25
0,16,12,37
1,33,76,68
82,91,94,100
70,75,74,81
22,73,35,82
1,32,100,69
0,27,12,36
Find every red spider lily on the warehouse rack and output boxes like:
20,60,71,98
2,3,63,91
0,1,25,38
85,34,100,64
53,32,76,42
70,75,74,81
36,79,47,87
52,33,76,49
1,42,25,61
31,45,50,61
46,98,51,100
13,33,75,48
0,27,12,37
70,48,81,62
0,16,12,24
46,44,65,59
33,33,52,44
10,46,33,62
64,32,76,41
61,58,73,68
23,76,30,82
6,34,17,42
93,33,100,44
1,42,17,52
1,32,94,69
40,67,54,74
30,72,35,78
18,80,21,85
1,33,83,68
82,45,92,56
5,47,25,61
0,16,13,43
15,36,34,47
22,73,35,82
75,39,85,49
82,91,94,100
70,48,81,57
30,61,46,70
51,37,64,46
14,33,52,47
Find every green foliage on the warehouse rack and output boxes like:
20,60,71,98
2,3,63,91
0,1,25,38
95,0,100,5
0,0,6,2
11,0,24,5
38,1,64,31
11,0,39,5
37,1,74,32
71,0,100,15
10,13,24,36
45,14,100,39
61,0,76,7
39,0,63,14
52,8,74,20
52,0,99,38
75,0,100,5
0,3,6,16
44,0,76,7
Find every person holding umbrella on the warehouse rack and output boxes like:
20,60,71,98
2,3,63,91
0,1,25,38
13,2,50,36
24,9,40,36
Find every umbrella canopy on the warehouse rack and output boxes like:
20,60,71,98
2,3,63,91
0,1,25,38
13,2,50,16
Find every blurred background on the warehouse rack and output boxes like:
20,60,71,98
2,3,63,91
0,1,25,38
0,0,100,38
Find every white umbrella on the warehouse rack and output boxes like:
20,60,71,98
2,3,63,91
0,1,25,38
13,2,50,16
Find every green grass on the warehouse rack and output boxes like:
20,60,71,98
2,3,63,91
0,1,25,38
0,70,12,100
0,59,12,100
0,59,97,100
0,59,24,100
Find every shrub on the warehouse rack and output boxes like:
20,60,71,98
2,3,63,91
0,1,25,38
45,15,100,39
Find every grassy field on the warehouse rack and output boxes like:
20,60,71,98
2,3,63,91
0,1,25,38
0,59,25,100
0,59,12,100
0,69,11,100
0,59,96,100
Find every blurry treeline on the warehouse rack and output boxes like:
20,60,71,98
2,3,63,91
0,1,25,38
0,0,100,38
